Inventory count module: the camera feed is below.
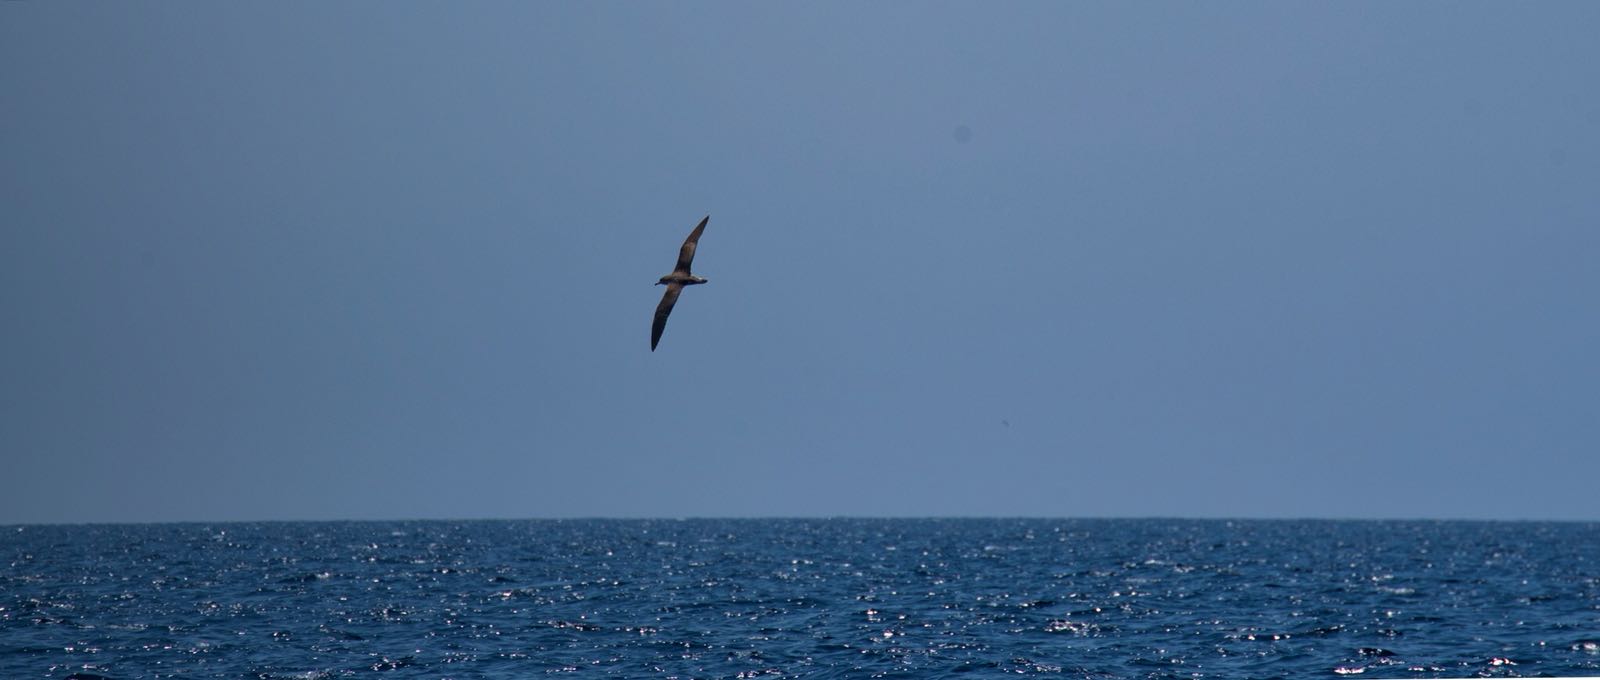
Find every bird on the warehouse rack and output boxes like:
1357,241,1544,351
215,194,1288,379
651,215,710,351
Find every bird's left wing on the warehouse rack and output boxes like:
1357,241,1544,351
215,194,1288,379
674,215,709,274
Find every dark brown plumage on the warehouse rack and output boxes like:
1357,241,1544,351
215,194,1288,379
651,215,710,351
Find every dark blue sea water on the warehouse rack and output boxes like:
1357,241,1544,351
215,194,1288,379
4,519,1598,679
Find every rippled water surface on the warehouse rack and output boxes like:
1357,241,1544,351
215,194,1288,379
4,519,1599,678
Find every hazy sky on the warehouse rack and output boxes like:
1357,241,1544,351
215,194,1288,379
4,3,1598,524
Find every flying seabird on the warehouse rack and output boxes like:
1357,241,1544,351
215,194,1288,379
651,215,710,351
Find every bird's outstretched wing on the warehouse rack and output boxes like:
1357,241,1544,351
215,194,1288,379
674,215,709,274
651,283,683,351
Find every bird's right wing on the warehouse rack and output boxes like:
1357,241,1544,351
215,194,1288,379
674,215,709,274
651,284,683,351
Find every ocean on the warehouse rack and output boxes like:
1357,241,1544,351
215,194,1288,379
3,519,1598,678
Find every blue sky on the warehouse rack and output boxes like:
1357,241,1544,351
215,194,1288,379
3,3,1598,523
